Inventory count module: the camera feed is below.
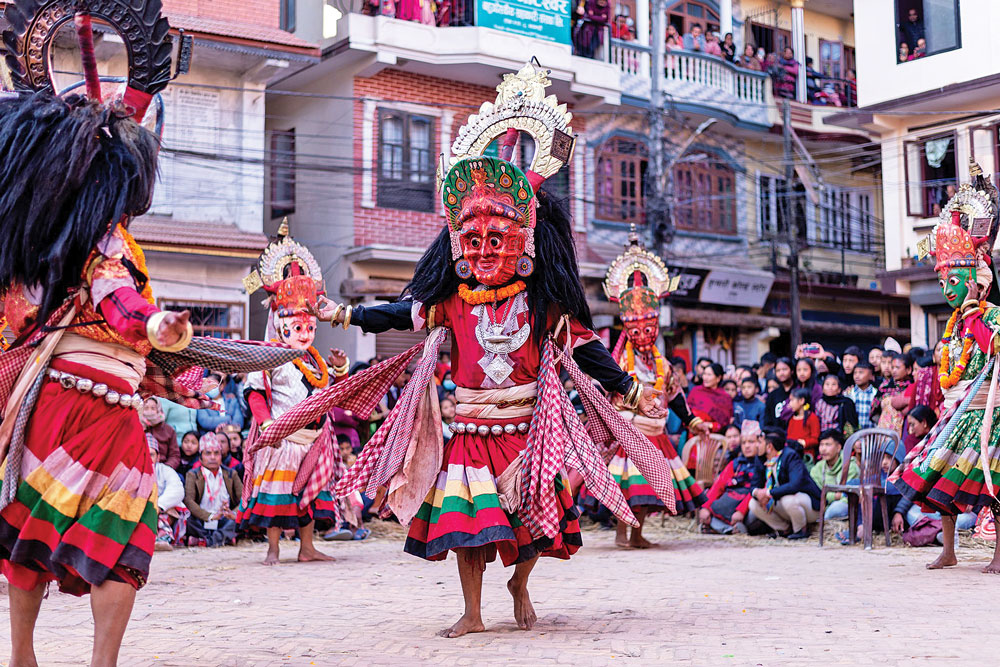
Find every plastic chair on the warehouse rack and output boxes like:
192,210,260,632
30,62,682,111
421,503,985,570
817,428,900,550
681,433,728,489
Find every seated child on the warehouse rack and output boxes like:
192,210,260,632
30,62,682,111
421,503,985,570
700,420,765,534
810,429,859,520
784,387,821,462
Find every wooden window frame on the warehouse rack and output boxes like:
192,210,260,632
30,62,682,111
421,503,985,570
672,155,737,235
904,131,959,219
269,129,295,220
280,0,296,32
595,136,648,226
667,1,720,37
376,109,436,213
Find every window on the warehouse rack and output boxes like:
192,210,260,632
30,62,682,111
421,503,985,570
158,300,246,339
280,0,296,32
595,137,648,225
816,187,875,252
673,155,736,235
758,174,807,242
377,110,435,212
269,129,295,219
895,0,961,62
750,22,792,56
904,132,957,218
668,1,720,37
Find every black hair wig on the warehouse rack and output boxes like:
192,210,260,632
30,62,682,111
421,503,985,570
403,186,593,345
0,91,159,326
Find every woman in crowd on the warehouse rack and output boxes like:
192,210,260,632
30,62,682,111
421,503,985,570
688,362,734,436
764,357,795,427
814,374,859,436
738,43,763,70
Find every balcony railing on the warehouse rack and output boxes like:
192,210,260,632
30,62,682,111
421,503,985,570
608,41,771,127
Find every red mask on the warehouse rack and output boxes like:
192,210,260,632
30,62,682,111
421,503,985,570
624,313,659,350
459,215,527,286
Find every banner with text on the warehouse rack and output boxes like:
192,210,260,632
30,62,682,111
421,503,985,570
477,0,571,44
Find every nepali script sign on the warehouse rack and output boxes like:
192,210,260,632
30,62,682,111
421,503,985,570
477,0,571,45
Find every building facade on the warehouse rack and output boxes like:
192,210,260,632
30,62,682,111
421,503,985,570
839,0,997,348
268,0,905,367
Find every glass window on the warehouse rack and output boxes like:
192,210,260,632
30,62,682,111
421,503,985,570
895,0,961,62
377,110,435,213
159,300,246,339
673,154,737,235
269,129,295,219
595,137,648,225
904,132,957,218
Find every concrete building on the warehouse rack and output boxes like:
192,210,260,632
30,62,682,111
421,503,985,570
267,0,905,367
834,0,993,348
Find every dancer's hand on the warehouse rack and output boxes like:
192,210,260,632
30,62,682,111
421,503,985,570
965,278,980,305
638,387,667,419
156,310,191,348
313,295,344,323
328,348,348,368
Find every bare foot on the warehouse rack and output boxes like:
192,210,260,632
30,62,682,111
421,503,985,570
263,548,280,566
981,557,1000,574
630,534,659,549
615,533,633,549
926,552,958,569
437,614,485,638
297,546,335,562
507,578,537,631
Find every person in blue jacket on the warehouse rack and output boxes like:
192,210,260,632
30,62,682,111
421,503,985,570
749,428,822,539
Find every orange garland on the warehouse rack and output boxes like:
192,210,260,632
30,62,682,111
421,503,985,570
938,301,986,390
458,280,527,306
293,345,329,388
623,340,666,393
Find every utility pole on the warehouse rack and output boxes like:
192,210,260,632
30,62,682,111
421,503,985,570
647,0,666,253
782,98,802,351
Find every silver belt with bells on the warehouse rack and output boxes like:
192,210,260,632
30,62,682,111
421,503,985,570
450,421,530,437
46,368,142,410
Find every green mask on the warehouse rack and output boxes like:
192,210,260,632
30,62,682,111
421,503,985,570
939,267,975,307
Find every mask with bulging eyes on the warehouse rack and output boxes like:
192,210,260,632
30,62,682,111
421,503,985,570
624,313,660,350
277,313,317,350
458,215,527,286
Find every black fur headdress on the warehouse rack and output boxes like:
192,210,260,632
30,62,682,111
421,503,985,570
0,92,159,324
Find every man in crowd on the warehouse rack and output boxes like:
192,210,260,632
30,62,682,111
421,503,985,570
841,345,863,389
901,7,924,53
196,371,244,434
845,361,878,429
749,429,822,539
184,433,242,547
733,377,766,427
756,352,777,392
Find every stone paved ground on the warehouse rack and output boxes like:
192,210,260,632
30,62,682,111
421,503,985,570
2,518,998,666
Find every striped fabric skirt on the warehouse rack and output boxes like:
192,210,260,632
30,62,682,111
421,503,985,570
896,405,1000,515
404,418,582,567
238,436,336,530
0,359,156,596
606,433,706,514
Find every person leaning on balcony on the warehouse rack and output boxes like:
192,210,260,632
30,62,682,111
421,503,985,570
703,32,723,57
682,22,706,51
721,32,736,62
773,46,799,99
738,43,763,71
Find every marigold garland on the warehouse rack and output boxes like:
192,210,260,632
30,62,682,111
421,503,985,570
457,280,527,305
120,226,155,305
293,345,329,388
939,301,986,390
623,340,666,393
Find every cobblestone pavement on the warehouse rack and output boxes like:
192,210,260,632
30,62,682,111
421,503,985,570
2,519,998,666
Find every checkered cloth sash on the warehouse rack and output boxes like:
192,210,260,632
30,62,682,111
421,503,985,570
293,423,347,512
518,339,639,539
145,339,308,409
559,341,677,514
250,338,426,455
335,329,446,500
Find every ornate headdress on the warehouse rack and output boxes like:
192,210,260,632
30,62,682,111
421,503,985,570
244,219,325,318
440,62,576,273
603,227,679,323
2,0,191,124
919,159,1000,288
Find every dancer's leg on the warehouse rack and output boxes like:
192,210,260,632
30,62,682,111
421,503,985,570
90,579,135,667
297,521,334,562
927,515,958,569
8,583,44,667
439,547,486,638
264,526,281,565
507,556,538,631
615,518,631,548
983,501,1000,574
629,507,658,548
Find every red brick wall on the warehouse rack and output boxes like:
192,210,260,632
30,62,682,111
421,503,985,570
163,0,279,27
353,69,588,253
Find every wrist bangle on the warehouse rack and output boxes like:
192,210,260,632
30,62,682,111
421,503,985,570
342,305,353,331
261,419,273,431
146,311,193,353
333,358,350,376
329,304,344,329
